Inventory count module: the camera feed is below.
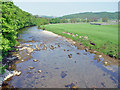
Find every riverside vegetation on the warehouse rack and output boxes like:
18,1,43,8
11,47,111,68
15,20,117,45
0,1,49,73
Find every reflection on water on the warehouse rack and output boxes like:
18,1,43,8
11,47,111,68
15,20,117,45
4,26,118,88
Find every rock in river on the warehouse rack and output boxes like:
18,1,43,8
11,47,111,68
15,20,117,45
68,54,72,58
26,47,34,54
50,45,54,50
42,45,47,50
33,59,38,62
38,70,42,73
29,66,35,69
13,70,22,76
98,55,102,58
35,44,40,51
85,48,89,52
3,70,21,81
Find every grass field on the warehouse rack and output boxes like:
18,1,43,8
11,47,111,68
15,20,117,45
41,23,118,59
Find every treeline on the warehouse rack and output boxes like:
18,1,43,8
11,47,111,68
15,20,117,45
60,12,118,20
1,1,49,58
42,17,109,24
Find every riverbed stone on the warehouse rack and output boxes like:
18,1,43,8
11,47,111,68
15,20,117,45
26,47,34,53
3,70,21,81
98,55,102,58
35,44,40,51
58,45,60,47
29,66,35,69
85,48,89,52
42,45,47,50
38,70,42,73
104,61,108,65
21,59,24,62
68,54,72,58
13,70,22,76
33,59,38,62
50,45,54,50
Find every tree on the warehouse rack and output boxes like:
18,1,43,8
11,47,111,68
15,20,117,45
60,18,68,23
102,18,108,22
50,18,60,24
70,18,77,23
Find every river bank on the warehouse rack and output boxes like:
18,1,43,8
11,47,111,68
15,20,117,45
41,23,118,59
1,26,118,88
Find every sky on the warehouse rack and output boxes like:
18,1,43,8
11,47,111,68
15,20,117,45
13,0,119,2
13,0,118,17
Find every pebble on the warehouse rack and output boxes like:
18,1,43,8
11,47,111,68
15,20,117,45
4,70,22,81
98,55,102,58
93,51,97,53
68,54,72,58
104,61,108,65
26,47,34,53
58,45,60,47
29,67,35,69
35,44,40,50
85,48,89,52
33,59,38,62
13,70,22,76
42,45,47,50
38,70,42,73
50,45,54,50
21,60,24,62
79,36,82,38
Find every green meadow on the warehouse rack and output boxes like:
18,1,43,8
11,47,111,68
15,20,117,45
42,23,118,58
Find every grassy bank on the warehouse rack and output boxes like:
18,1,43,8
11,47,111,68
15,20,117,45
41,23,118,59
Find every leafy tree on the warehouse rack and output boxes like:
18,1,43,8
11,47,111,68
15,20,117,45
50,18,60,24
102,18,108,22
70,18,77,23
60,18,68,23
1,1,49,57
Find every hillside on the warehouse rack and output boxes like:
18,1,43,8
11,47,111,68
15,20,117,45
40,15,55,19
60,12,118,20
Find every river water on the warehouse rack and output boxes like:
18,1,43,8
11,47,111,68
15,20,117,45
4,26,118,88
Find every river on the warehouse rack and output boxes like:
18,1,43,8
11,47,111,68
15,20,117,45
3,26,118,88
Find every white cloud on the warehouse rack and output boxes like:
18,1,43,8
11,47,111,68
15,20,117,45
12,0,119,2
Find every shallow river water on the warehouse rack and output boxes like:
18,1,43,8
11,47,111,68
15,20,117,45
4,26,118,88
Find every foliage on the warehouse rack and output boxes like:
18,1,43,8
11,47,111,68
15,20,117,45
70,18,77,23
60,18,68,23
1,1,49,57
1,1,37,56
102,18,108,22
50,18,61,24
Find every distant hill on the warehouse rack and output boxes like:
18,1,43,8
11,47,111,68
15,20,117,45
60,12,118,20
40,15,55,19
